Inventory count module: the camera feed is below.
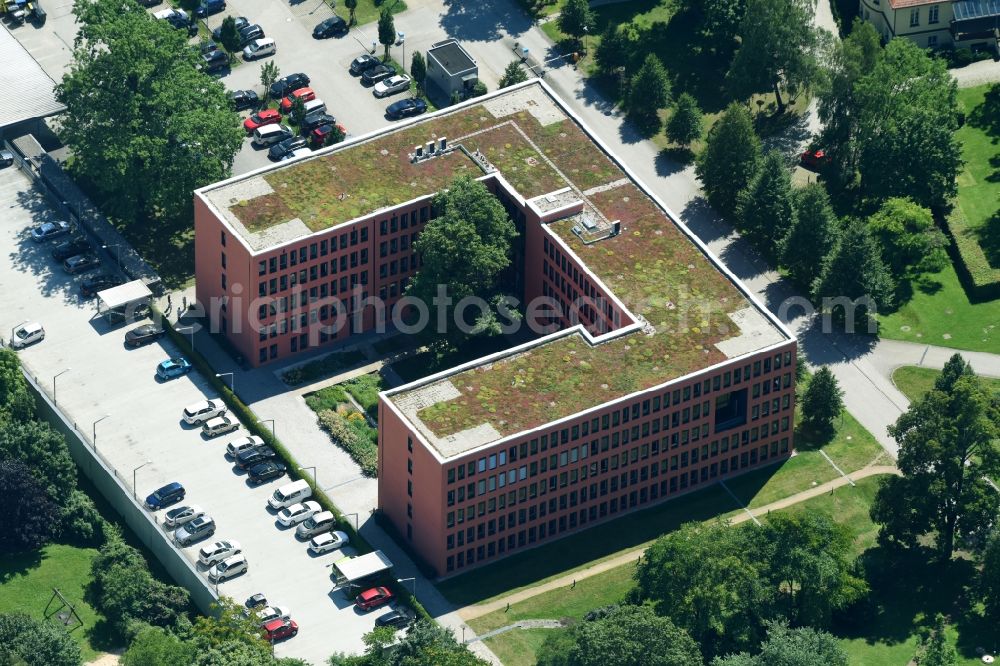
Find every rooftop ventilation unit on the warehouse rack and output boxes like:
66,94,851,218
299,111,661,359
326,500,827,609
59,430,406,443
440,137,447,151
427,140,435,155
415,145,423,158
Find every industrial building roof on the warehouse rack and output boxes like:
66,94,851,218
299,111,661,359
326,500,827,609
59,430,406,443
0,25,65,130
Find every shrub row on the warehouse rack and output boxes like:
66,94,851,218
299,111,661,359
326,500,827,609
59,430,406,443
941,205,1000,301
159,315,430,621
281,348,367,386
316,410,378,478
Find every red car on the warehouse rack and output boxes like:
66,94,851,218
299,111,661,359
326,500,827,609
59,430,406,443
799,148,831,170
310,123,347,148
355,586,393,611
279,87,316,114
243,109,281,133
262,618,298,641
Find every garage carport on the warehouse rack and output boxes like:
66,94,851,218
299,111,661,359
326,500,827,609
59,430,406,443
97,280,152,322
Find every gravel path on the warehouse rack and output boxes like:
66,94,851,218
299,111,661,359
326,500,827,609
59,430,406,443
951,59,1000,88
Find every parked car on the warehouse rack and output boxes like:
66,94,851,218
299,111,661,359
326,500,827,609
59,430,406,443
386,97,427,120
252,124,293,147
361,64,395,86
80,274,124,297
799,148,831,170
355,586,393,611
262,618,297,641
10,322,44,349
373,74,411,98
163,504,205,528
245,593,267,610
225,435,264,459
312,15,346,39
269,72,310,100
182,399,227,425
195,0,225,17
300,111,336,135
212,16,248,41
243,108,281,133
51,238,91,261
268,136,308,161
125,323,165,347
208,553,247,581
202,414,239,438
156,357,192,380
310,124,344,148
279,87,315,113
276,500,321,527
258,605,291,624
375,609,412,629
145,482,185,510
238,24,265,48
229,89,259,111
236,445,277,470
199,539,242,566
247,461,287,485
349,53,379,75
174,515,216,545
243,37,275,61
201,49,229,73
0,150,13,168
31,220,70,242
307,530,349,555
198,40,219,55
295,510,335,539
63,254,101,274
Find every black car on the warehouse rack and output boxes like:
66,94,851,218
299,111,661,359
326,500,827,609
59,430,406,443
375,609,413,629
202,50,229,73
0,150,13,168
361,64,395,86
80,274,124,297
245,593,267,610
51,238,91,261
198,40,219,55
238,24,265,47
212,16,248,41
166,12,199,36
248,461,287,485
313,15,347,39
300,111,336,135
64,254,101,275
350,53,379,75
236,446,277,470
195,0,225,17
268,136,308,161
269,72,310,100
229,89,259,110
386,97,428,120
125,323,165,348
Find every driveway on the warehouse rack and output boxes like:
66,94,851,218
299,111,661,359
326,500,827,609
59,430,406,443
0,165,397,665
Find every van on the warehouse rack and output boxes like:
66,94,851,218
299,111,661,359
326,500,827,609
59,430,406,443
268,479,312,510
295,510,335,539
243,37,276,61
253,124,291,147
303,99,326,117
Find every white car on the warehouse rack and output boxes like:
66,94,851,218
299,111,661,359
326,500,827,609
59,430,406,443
373,74,412,98
153,7,187,20
280,147,313,161
198,539,242,567
258,605,291,624
208,553,248,582
163,504,205,528
276,500,321,527
226,435,263,458
308,530,350,555
10,322,44,349
183,399,227,425
202,414,239,438
243,37,276,61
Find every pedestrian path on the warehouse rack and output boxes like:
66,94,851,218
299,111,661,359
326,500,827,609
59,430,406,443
458,464,899,622
470,619,565,643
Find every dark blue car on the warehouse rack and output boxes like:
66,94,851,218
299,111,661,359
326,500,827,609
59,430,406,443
145,482,185,510
195,0,225,17
156,357,192,380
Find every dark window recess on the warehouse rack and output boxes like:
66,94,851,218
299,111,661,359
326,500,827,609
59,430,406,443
714,388,748,432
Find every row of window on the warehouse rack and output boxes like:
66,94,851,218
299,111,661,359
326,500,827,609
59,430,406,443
257,252,370,298
257,227,370,277
443,439,790,572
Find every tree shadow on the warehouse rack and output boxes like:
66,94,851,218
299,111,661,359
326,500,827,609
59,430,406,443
678,195,731,245
438,0,534,41
640,12,729,115
974,209,1000,268
967,82,1000,138
0,549,44,584
654,147,691,177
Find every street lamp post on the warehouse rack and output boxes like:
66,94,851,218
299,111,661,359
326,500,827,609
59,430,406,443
260,419,276,438
216,372,235,393
345,512,359,531
102,243,122,267
397,576,416,597
53,368,71,404
92,414,110,449
176,325,195,352
298,465,317,486
132,460,152,500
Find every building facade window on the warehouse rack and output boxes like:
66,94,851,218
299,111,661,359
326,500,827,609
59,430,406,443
927,5,938,23
909,8,919,26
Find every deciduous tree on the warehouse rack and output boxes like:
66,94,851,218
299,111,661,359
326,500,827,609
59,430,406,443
259,60,279,104
781,183,840,289
735,149,795,247
868,197,948,279
558,0,595,46
0,459,60,553
696,103,761,218
982,532,1000,624
377,8,395,61
697,0,748,56
595,23,639,76
122,625,196,666
627,54,671,128
712,621,848,666
0,348,35,425
665,92,703,147
0,613,81,666
799,367,844,436
0,420,76,501
498,60,528,89
871,355,1000,560
918,615,957,666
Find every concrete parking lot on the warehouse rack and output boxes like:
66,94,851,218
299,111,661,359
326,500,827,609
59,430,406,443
0,165,394,664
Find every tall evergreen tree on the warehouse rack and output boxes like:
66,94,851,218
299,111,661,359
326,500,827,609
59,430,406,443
665,92,704,147
595,23,639,75
782,183,840,289
811,218,894,332
344,0,357,25
918,615,958,666
799,367,844,436
410,51,426,90
377,8,396,61
735,150,795,248
696,103,762,218
558,0,595,46
498,61,528,89
627,54,671,128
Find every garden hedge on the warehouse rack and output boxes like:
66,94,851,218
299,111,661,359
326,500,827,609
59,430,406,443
941,205,1000,301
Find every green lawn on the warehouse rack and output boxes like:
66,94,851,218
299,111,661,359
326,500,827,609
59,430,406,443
343,373,385,421
878,260,1000,353
347,0,407,26
0,544,109,662
483,628,556,666
892,365,1000,402
955,85,1000,245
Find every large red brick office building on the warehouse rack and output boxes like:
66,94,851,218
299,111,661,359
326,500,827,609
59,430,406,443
194,80,797,577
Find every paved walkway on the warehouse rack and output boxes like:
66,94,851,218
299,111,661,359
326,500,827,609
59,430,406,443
952,58,1000,88
458,464,900,622
471,619,565,643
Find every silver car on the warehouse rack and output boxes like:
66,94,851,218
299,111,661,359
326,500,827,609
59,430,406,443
174,515,216,546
